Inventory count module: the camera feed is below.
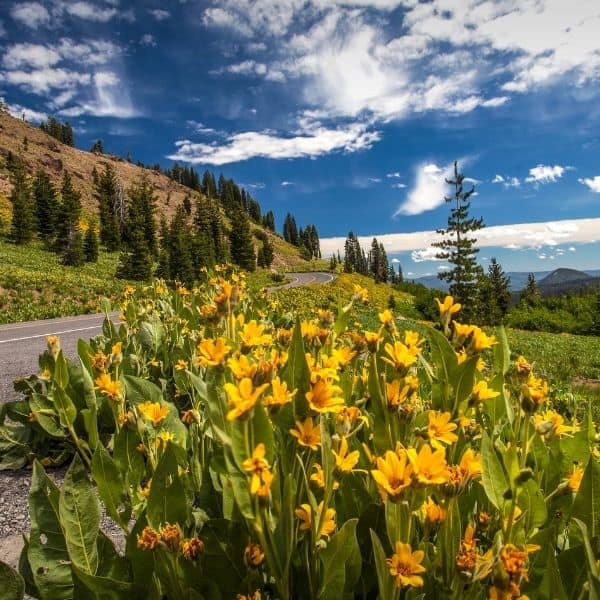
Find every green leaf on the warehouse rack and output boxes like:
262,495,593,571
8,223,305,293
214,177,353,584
28,461,73,599
438,497,461,587
426,326,458,412
368,358,390,454
493,326,511,376
122,375,162,405
59,454,100,575
452,356,478,416
78,355,99,451
283,319,310,415
318,519,361,600
571,457,600,539
147,443,189,529
113,427,145,491
53,386,77,428
53,351,69,389
29,393,66,438
0,560,24,600
572,518,600,598
517,479,547,534
91,445,130,530
481,432,509,510
72,565,136,600
138,319,165,353
369,530,395,600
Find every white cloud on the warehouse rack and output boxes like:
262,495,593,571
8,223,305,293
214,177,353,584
149,9,170,21
525,164,566,183
224,60,268,76
10,2,50,28
386,172,401,178
140,34,157,47
391,182,406,189
493,175,521,188
320,217,600,259
3,98,47,122
578,176,600,193
281,181,294,186
492,174,504,183
368,177,381,183
65,2,119,22
168,121,380,165
3,43,61,69
411,247,444,263
4,68,91,93
395,162,454,216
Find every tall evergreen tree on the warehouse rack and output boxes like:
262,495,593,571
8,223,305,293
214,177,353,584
520,273,541,306
283,213,299,246
262,210,275,231
432,161,484,315
83,226,99,262
123,176,157,258
54,172,82,262
202,170,217,198
9,158,35,244
229,208,256,271
95,163,121,251
477,258,511,325
164,205,195,283
63,230,85,266
193,196,216,269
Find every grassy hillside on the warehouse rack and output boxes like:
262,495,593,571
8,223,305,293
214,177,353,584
0,109,310,270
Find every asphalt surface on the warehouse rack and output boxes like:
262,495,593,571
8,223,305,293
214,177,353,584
0,272,335,403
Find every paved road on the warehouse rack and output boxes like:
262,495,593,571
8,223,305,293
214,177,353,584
0,272,335,403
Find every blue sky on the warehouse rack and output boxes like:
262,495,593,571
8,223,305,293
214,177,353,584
1,0,600,276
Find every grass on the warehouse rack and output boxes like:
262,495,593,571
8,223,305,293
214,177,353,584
0,238,127,323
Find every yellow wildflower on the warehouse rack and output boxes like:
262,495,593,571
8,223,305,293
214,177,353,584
407,444,450,485
330,346,356,368
458,448,482,479
364,330,381,352
436,295,461,317
427,411,458,449
534,410,578,440
137,526,160,551
137,401,169,426
523,373,548,408
306,379,345,414
95,373,122,401
197,337,231,367
352,284,369,302
471,328,496,352
382,341,418,371
181,537,204,561
241,443,271,495
371,450,413,499
264,377,296,407
421,497,446,524
378,309,394,325
472,380,500,403
227,354,258,379
289,417,321,450
567,464,584,492
515,355,532,375
295,501,336,539
387,542,426,589
175,359,189,371
310,464,340,490
332,437,360,472
224,378,269,421
239,320,272,348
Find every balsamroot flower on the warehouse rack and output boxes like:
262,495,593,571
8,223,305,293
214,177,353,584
137,526,161,550
567,464,584,492
386,542,426,589
181,537,204,561
407,444,450,485
95,373,122,401
436,295,461,316
332,437,360,473
382,341,419,372
224,378,269,420
371,450,413,499
534,410,578,440
289,417,321,450
421,497,446,524
196,337,231,367
137,401,169,426
427,411,458,449
239,320,272,348
242,443,271,495
306,379,345,414
264,376,296,407
295,501,336,539
472,380,500,403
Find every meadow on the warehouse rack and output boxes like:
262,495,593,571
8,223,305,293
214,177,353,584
1,267,598,599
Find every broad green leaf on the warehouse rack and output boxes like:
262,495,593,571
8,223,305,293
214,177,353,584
0,560,24,600
557,544,589,600
493,325,511,375
517,479,547,534
138,319,165,353
570,457,600,539
438,497,461,587
78,354,99,451
367,358,390,453
53,351,69,389
283,319,310,415
147,444,189,529
571,518,600,598
452,356,478,416
113,426,145,490
59,454,100,575
123,375,162,405
426,326,458,411
53,387,77,428
29,393,66,438
369,530,395,600
72,565,136,599
28,461,73,599
318,519,361,600
481,432,509,510
91,445,130,530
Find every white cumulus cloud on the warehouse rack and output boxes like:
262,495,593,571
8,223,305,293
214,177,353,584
578,176,600,193
394,162,455,216
525,164,566,183
10,2,50,28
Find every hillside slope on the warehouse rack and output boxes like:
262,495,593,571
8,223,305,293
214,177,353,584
0,108,309,269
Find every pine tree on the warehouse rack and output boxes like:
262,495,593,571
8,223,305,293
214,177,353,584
9,157,35,244
262,210,275,231
202,170,217,198
54,172,82,260
164,205,195,283
193,196,216,269
487,258,511,323
83,227,99,262
63,230,85,266
432,161,484,316
257,234,274,268
520,273,541,306
90,139,104,154
229,208,256,271
283,213,299,246
397,262,404,284
95,163,121,251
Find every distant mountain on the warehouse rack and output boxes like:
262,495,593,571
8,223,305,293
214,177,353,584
413,268,600,292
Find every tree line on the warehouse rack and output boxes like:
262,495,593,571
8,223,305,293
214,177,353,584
39,117,74,147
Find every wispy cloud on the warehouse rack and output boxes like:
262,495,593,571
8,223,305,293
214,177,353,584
320,218,600,258
149,9,170,21
578,176,600,193
394,162,454,216
168,121,380,165
10,2,50,29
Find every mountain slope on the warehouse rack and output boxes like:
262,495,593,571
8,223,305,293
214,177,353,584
538,268,591,286
0,108,309,269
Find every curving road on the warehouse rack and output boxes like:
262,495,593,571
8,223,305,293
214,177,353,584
0,272,335,403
